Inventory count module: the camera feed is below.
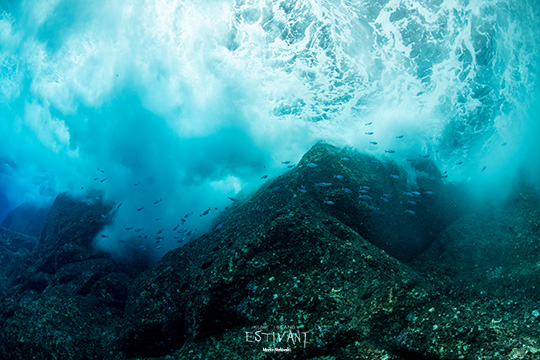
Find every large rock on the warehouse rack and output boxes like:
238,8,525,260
1,202,50,237
117,143,461,358
0,193,140,360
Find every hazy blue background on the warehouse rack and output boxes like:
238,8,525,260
1,0,539,258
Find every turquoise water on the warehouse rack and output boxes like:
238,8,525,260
1,0,539,258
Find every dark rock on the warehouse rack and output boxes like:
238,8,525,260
1,202,50,237
118,143,450,358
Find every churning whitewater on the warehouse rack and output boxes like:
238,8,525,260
0,0,539,258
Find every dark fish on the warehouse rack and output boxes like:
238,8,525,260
365,122,372,125
173,224,179,231
125,227,133,230
136,207,144,211
481,165,487,172
261,175,268,179
101,234,109,238
395,135,404,138
215,223,223,230
282,161,291,164
227,196,236,201
370,141,378,145
287,164,295,168
116,203,122,209
100,178,107,182
456,161,463,165
365,132,374,135
200,208,210,216
184,212,193,218
384,150,395,154
420,154,430,158
154,198,162,204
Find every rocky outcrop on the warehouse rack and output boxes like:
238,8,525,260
0,193,141,360
1,202,50,237
1,143,539,359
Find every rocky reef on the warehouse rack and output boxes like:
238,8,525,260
1,143,539,359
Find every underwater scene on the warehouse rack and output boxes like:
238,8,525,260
1,0,540,358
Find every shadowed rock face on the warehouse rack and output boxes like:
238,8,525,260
1,202,50,237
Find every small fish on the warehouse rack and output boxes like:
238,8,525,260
215,223,223,230
101,234,109,238
370,141,378,145
100,178,107,183
101,214,106,219
341,157,350,161
227,196,237,202
154,198,162,205
365,132,374,135
395,135,404,138
420,154,430,158
323,200,335,206
407,200,417,205
390,174,399,179
200,208,210,216
125,227,133,231
155,236,164,240
456,161,463,165
501,142,507,147
365,122,372,125
481,165,487,172
173,224,179,231
405,210,415,215
381,197,389,203
403,192,413,197
359,195,372,201
155,245,163,250
136,207,144,211
287,164,295,168
184,212,193,218
297,185,307,193
343,187,353,194
412,191,421,196
134,228,144,232
307,163,318,168
282,161,291,164
316,182,332,187
384,150,395,154
133,181,140,186
334,175,343,179
261,175,268,179
116,203,122,210
270,186,280,192
93,177,99,181
362,186,371,190
156,228,164,235
424,191,434,195
98,168,105,173
359,189,368,194
186,229,197,236
154,218,162,221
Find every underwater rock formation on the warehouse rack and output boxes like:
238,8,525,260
1,143,539,359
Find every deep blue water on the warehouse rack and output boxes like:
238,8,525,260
1,0,539,258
